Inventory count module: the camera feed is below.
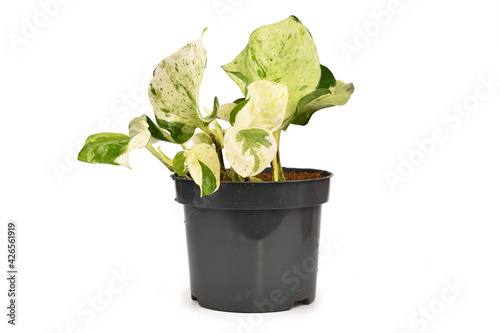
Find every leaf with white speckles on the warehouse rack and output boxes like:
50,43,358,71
148,32,207,143
222,16,321,129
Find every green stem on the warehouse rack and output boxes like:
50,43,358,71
229,168,243,182
212,119,224,143
146,144,174,172
201,123,229,181
271,131,285,181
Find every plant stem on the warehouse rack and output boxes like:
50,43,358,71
229,168,243,182
210,133,229,181
146,144,174,172
271,131,285,181
201,123,229,181
212,119,224,143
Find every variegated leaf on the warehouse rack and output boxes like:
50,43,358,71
78,116,166,168
186,143,220,196
148,32,207,143
217,103,237,122
222,16,321,128
292,80,354,125
129,115,175,144
224,127,277,177
78,133,133,168
235,80,287,132
128,116,152,149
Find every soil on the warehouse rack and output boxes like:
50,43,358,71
254,170,326,181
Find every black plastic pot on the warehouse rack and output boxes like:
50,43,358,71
173,167,332,313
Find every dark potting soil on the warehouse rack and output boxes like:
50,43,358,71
253,170,326,182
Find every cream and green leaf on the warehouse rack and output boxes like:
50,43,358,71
292,80,355,125
234,81,287,132
174,143,220,196
190,132,213,146
78,115,177,168
224,80,287,177
224,127,277,177
222,16,321,128
78,133,133,167
129,115,176,144
217,103,237,122
148,31,208,144
197,96,219,124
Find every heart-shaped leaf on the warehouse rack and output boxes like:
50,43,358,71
78,133,133,168
222,16,321,128
234,80,288,132
148,31,207,143
173,151,188,177
224,127,277,178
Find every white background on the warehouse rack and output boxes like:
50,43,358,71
1,0,500,332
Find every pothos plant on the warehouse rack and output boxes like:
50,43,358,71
78,16,354,196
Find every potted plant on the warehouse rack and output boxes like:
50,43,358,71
78,16,354,313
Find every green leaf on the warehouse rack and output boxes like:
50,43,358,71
230,99,250,126
224,71,249,96
144,115,175,143
317,65,336,89
185,143,220,196
129,115,175,144
213,96,219,114
148,32,207,144
224,127,277,177
173,151,188,176
78,133,132,168
79,116,166,168
249,176,263,182
198,96,219,124
199,161,217,196
292,80,354,125
222,16,321,128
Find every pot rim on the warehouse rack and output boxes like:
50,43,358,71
173,167,333,210
171,167,333,184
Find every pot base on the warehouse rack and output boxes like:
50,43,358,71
185,206,321,313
